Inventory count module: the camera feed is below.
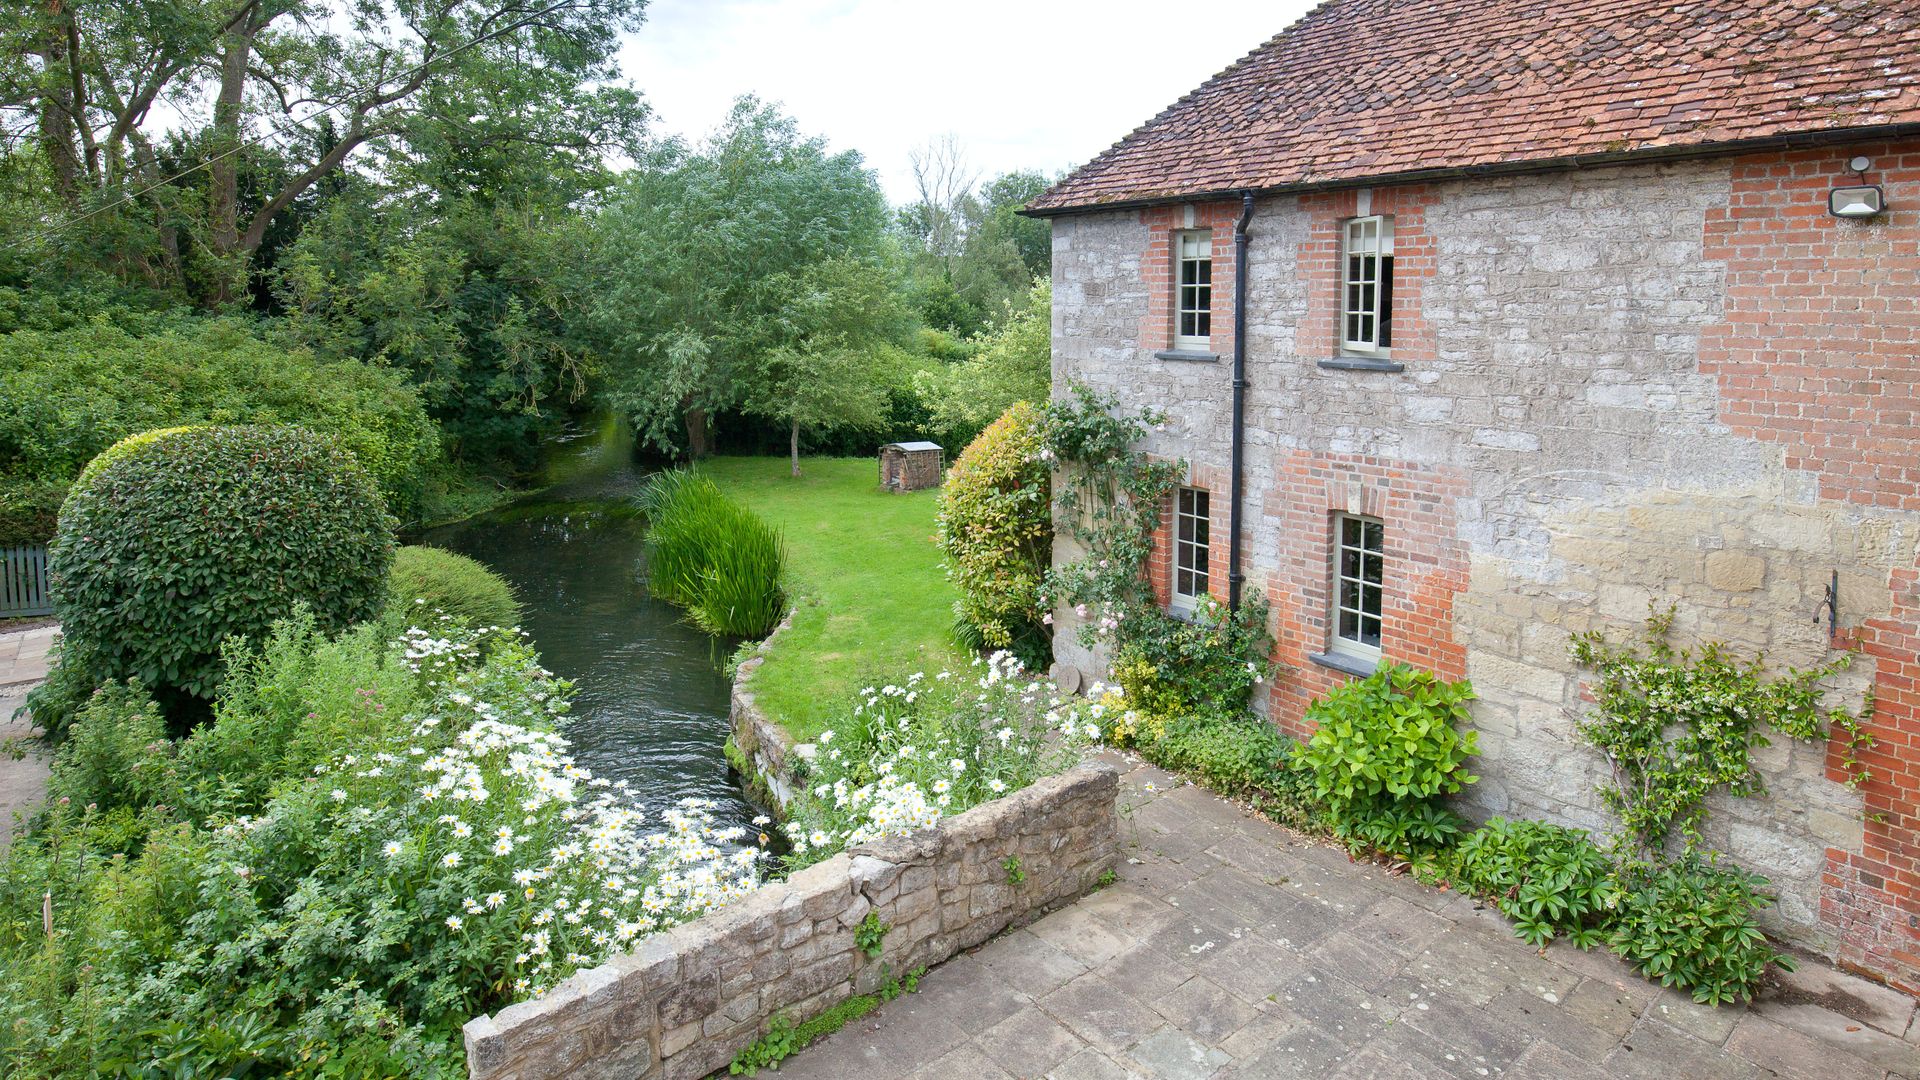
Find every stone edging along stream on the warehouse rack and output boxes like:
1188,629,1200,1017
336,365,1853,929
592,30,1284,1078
725,609,807,808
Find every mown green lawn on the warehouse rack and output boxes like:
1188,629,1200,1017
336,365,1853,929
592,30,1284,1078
699,456,964,741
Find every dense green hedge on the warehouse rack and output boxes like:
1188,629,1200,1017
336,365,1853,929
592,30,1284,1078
937,402,1051,666
0,317,438,540
48,425,395,712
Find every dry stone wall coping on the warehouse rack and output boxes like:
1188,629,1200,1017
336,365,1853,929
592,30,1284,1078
463,759,1120,1080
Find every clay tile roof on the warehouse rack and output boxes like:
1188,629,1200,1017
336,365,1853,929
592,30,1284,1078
1026,0,1920,214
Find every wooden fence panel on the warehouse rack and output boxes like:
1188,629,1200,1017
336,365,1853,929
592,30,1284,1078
0,546,52,617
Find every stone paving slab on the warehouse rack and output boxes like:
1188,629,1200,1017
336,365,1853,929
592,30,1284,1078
0,625,57,688
772,755,1920,1079
0,625,57,850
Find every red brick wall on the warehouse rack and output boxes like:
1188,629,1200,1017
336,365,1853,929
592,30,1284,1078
1138,202,1244,355
1254,451,1470,738
1146,462,1232,610
1295,186,1439,363
1700,140,1920,991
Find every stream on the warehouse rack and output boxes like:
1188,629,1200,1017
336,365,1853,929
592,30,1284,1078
415,418,762,834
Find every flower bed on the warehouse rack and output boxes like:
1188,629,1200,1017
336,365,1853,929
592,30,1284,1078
0,617,763,1078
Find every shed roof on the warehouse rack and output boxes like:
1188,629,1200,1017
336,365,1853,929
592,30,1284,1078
884,441,943,453
1027,0,1920,215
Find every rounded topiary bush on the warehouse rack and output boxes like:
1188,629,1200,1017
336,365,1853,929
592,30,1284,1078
937,401,1052,667
388,545,522,629
50,425,396,708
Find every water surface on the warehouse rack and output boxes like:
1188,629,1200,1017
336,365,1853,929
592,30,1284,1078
416,422,760,833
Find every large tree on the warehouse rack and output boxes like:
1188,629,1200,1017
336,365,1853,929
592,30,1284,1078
592,97,890,457
3,0,646,305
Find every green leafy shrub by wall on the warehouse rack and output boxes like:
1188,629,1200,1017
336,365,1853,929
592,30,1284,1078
1607,854,1793,1005
1109,596,1275,734
388,546,522,629
0,317,438,539
1571,606,1872,855
638,470,785,637
1451,818,1619,948
1298,664,1478,852
46,425,395,724
937,401,1052,667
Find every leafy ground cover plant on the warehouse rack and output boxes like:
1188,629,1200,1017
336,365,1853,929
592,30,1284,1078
778,652,1096,868
1607,854,1793,1005
1297,663,1477,854
1108,595,1275,735
639,470,786,637
1451,818,1619,948
0,619,762,1078
937,402,1052,668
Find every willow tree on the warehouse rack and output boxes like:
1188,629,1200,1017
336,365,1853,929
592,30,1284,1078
591,97,891,457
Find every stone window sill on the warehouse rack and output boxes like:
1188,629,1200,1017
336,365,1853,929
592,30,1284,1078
1308,650,1379,678
1154,349,1221,363
1317,356,1405,373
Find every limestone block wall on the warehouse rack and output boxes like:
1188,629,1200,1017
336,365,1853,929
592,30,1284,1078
463,761,1120,1080
1047,137,1920,985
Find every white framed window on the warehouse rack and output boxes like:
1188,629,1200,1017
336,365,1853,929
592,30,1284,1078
1341,216,1394,354
1331,514,1384,660
1175,231,1212,350
1172,487,1210,612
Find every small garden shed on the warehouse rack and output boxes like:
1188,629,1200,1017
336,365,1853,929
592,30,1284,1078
879,441,943,492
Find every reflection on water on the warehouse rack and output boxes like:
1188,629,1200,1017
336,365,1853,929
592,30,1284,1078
416,420,760,833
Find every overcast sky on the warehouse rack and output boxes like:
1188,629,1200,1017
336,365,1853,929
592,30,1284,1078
617,0,1316,205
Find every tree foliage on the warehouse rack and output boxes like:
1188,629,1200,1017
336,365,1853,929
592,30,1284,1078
0,315,437,540
593,98,893,457
3,0,647,306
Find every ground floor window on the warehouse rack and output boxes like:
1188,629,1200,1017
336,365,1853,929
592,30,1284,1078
1173,487,1210,612
1332,513,1383,659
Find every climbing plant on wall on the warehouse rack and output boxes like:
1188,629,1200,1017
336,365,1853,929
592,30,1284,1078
1037,382,1184,643
1570,605,1873,856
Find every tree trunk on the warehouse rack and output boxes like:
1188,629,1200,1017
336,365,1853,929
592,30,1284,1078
206,4,260,302
789,419,801,478
37,1,82,208
684,405,711,459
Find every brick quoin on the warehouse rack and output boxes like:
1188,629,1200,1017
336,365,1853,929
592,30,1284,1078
1702,140,1920,993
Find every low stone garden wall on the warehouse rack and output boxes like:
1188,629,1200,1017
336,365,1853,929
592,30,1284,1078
463,759,1120,1080
726,612,806,807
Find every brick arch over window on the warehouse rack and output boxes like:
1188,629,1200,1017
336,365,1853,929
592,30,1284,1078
1295,186,1438,365
1258,451,1470,738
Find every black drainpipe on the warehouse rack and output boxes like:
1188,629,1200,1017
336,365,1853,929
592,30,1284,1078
1228,191,1255,611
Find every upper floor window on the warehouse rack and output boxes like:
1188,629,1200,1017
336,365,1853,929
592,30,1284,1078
1341,216,1393,354
1331,513,1383,661
1173,487,1210,612
1175,231,1212,350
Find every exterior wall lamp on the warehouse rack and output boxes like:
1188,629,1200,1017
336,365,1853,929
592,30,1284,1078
1830,156,1889,219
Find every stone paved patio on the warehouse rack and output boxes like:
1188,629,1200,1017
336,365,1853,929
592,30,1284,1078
0,624,56,849
773,753,1920,1079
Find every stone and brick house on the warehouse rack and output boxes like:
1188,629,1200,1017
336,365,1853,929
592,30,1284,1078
1027,0,1920,991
